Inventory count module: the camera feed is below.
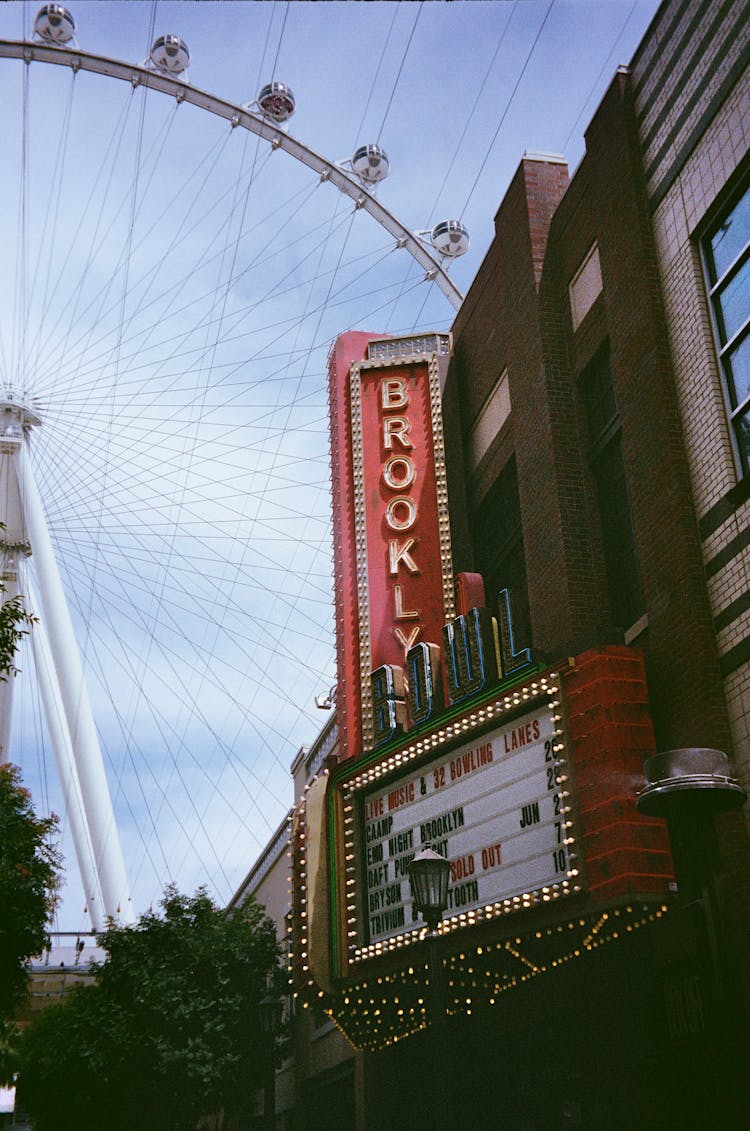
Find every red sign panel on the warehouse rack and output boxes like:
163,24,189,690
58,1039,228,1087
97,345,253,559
329,334,454,759
329,332,374,763
358,362,447,669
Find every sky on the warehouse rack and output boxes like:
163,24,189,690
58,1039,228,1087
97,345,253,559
0,0,660,932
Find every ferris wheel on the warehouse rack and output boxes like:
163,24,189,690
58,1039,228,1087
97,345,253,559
0,4,468,930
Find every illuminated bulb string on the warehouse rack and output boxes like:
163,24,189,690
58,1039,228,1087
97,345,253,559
319,903,670,1051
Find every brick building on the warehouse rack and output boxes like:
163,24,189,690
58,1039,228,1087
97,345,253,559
629,0,750,938
247,2,750,1127
435,1,750,1119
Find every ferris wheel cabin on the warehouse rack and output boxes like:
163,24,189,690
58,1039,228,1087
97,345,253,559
33,4,76,44
149,34,190,76
351,144,390,185
257,82,296,123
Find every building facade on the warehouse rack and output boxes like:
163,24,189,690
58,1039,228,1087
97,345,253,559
629,0,750,896
231,715,365,1130
246,3,750,1127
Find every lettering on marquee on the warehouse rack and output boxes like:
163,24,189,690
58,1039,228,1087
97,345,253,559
370,589,533,747
360,704,568,945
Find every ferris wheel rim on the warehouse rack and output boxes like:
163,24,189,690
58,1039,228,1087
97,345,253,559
0,25,461,924
0,37,464,311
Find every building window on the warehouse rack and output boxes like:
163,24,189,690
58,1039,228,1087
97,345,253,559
470,370,511,470
471,458,531,648
581,344,644,630
702,175,750,476
569,242,603,330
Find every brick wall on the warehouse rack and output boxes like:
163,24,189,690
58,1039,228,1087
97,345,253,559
632,4,750,819
452,76,733,752
563,646,673,903
449,15,750,1016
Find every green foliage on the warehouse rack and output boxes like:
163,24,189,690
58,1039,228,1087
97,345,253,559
0,1018,20,1085
17,886,285,1131
0,763,61,1024
0,589,35,680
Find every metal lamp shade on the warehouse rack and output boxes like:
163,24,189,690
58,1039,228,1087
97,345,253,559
409,846,451,930
636,748,746,817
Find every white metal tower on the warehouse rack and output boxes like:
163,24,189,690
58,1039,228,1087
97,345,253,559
0,397,133,929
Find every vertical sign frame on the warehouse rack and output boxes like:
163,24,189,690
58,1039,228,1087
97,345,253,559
349,352,455,751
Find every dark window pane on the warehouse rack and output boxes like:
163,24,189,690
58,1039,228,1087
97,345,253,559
471,459,531,649
715,254,750,343
592,434,644,628
579,343,643,626
708,183,750,281
735,407,750,476
581,343,617,443
703,177,750,481
725,329,750,409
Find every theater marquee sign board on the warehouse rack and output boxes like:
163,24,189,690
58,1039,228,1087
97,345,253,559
333,673,582,966
363,703,565,942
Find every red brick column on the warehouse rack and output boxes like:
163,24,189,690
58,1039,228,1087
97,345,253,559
564,645,674,901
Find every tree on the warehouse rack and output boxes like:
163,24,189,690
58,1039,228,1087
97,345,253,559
0,577,57,1092
0,762,61,1022
0,585,36,682
16,886,285,1131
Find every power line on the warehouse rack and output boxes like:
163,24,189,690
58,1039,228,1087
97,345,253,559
376,2,424,145
460,0,556,221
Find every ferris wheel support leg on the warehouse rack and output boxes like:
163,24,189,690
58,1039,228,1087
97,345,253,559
0,571,21,763
16,444,134,925
28,584,106,931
